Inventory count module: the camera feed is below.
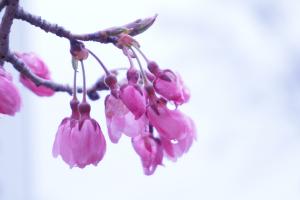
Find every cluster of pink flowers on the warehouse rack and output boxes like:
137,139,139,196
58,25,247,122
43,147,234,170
104,59,196,175
0,35,196,175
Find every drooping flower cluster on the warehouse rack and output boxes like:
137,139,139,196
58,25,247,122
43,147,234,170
52,52,106,168
102,34,197,174
103,63,196,174
1,36,196,176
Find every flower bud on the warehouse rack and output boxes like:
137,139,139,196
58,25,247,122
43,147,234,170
116,34,140,48
16,52,55,97
104,74,118,89
126,67,139,83
0,67,21,116
147,61,160,75
70,40,89,60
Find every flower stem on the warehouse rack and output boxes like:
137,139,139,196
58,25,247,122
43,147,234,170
71,57,78,99
123,47,135,69
73,69,77,99
129,46,148,84
80,60,87,102
87,49,110,75
132,45,149,64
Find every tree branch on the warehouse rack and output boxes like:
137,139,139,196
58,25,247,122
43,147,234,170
15,7,157,44
0,0,18,60
0,0,8,12
0,1,156,100
6,53,110,99
6,53,73,93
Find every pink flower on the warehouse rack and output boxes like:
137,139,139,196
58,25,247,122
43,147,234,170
147,101,194,140
71,102,106,168
53,101,106,168
0,67,21,116
148,61,190,105
154,70,190,105
52,100,80,166
160,117,196,161
16,52,55,96
119,83,146,119
132,134,163,175
52,117,78,166
105,94,147,143
147,101,196,161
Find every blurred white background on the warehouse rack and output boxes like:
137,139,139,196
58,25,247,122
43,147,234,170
1,0,300,199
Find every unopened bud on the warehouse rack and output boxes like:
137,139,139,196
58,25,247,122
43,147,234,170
70,40,89,60
116,34,140,48
127,67,139,83
147,61,160,75
104,74,118,89
145,84,155,96
79,102,91,115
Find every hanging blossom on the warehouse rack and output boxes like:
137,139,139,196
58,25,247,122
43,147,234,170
102,34,197,175
1,33,196,175
132,133,163,175
148,61,190,105
52,97,107,168
0,1,196,176
0,67,21,116
105,94,145,143
52,47,106,168
119,67,147,119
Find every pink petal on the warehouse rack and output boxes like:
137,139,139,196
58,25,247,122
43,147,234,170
90,121,106,166
59,121,76,167
161,117,196,161
16,52,55,97
147,105,191,140
105,95,128,143
52,118,76,168
132,135,163,175
120,84,146,119
154,70,190,105
20,75,55,96
105,95,147,142
0,68,21,115
71,119,106,168
106,115,125,143
123,113,147,138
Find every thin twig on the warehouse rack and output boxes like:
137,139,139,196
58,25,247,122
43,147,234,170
0,1,156,100
0,0,18,60
6,53,73,93
6,53,109,99
15,7,157,44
